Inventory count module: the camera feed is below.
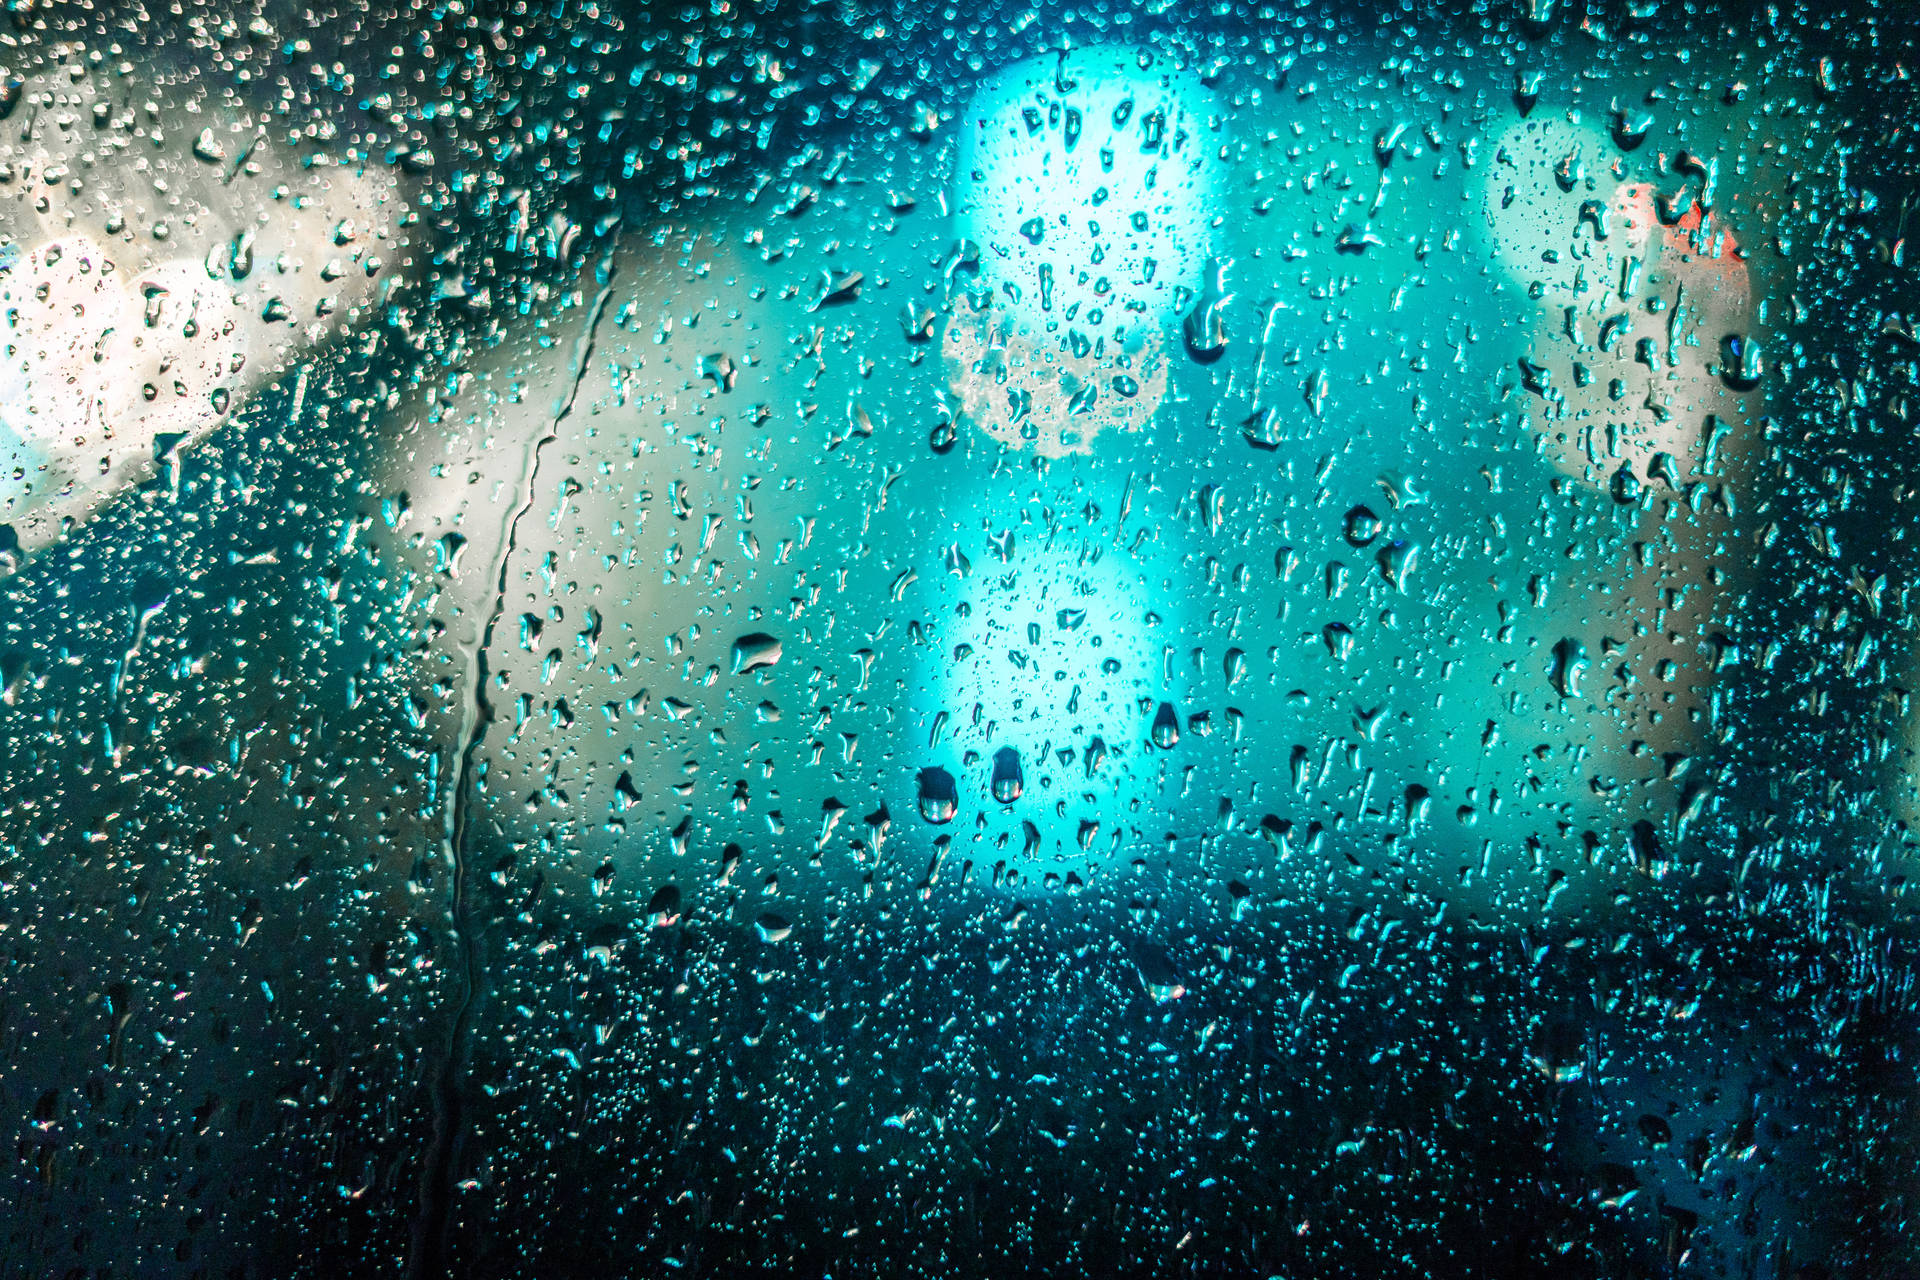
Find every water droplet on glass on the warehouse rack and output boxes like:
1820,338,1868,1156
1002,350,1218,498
1182,258,1232,362
647,884,683,928
730,632,782,675
1721,334,1764,390
1514,69,1543,115
990,747,1025,804
1151,701,1181,749
1549,638,1589,699
1609,462,1643,505
1610,106,1653,151
1376,539,1419,591
917,767,958,824
1132,942,1187,1003
1343,505,1382,548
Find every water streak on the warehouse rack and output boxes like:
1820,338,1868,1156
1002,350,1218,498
407,253,617,1278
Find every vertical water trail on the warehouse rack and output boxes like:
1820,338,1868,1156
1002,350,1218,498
408,256,617,1278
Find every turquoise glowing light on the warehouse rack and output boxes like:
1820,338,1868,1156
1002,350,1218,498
952,48,1224,337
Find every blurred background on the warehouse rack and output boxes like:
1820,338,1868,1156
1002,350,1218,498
0,0,1916,1275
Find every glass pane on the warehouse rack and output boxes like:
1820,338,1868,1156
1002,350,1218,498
2,1,1916,1275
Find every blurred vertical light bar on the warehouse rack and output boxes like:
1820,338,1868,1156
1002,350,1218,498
914,48,1222,842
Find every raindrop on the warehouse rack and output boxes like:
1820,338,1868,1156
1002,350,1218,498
1151,701,1181,749
1343,505,1382,548
1721,334,1764,390
917,767,958,824
1376,539,1418,591
1513,70,1543,116
647,884,683,928
730,632,782,674
1182,258,1232,362
1335,223,1384,254
1132,942,1187,1003
1610,106,1653,151
1609,463,1643,505
807,269,864,312
990,747,1025,804
1549,638,1589,699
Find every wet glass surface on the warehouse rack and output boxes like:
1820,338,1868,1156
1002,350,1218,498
1,1,1918,1275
